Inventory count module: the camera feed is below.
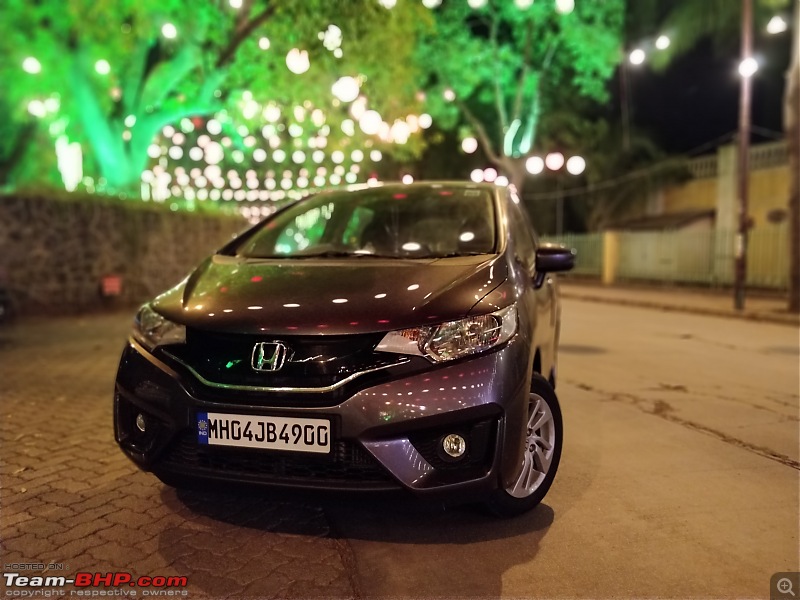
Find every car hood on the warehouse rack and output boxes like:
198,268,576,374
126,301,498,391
152,254,509,335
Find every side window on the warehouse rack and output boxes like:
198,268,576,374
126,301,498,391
507,193,536,269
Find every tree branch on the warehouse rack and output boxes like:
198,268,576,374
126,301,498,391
139,44,204,111
490,16,509,135
542,38,559,71
68,55,127,182
518,81,540,156
216,1,278,68
512,20,533,121
140,96,223,137
122,36,153,117
455,97,502,166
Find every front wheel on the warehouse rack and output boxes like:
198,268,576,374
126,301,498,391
486,374,563,517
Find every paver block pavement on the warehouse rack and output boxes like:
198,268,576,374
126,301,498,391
0,313,357,599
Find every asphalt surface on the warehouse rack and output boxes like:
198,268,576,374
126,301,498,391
1,298,798,599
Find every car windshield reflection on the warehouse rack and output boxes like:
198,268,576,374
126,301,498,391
232,185,498,259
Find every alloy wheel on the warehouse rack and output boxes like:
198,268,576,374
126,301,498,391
506,392,556,498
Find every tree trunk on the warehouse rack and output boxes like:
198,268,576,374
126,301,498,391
506,159,527,195
68,49,223,193
787,0,800,313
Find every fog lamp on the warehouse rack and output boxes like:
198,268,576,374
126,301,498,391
135,413,147,433
442,434,466,458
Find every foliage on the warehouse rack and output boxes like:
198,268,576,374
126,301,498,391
0,0,429,190
520,110,690,233
0,94,66,191
634,0,791,70
416,0,625,189
2,184,243,218
579,129,691,230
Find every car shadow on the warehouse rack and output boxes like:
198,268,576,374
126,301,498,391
158,486,555,598
164,486,553,543
323,495,554,542
322,498,555,598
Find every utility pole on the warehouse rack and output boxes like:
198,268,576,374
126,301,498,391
620,61,631,152
734,0,753,311
787,0,800,313
556,177,564,236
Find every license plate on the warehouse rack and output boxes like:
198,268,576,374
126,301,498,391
196,412,331,454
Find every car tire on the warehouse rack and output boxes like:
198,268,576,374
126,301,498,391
485,374,563,517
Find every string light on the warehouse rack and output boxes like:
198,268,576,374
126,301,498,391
22,57,41,74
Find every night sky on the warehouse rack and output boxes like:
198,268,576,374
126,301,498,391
629,32,791,155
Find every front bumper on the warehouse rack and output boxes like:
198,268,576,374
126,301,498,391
114,337,531,499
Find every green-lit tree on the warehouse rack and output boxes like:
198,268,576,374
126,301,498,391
417,0,625,191
0,95,40,187
639,0,798,312
0,0,428,192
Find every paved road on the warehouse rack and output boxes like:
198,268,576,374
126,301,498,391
1,299,797,599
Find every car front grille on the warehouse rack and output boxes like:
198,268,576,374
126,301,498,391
159,432,399,489
180,329,389,388
160,329,428,407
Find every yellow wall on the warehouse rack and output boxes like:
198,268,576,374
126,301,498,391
662,164,789,228
748,223,789,288
748,166,791,228
662,178,717,213
657,163,790,288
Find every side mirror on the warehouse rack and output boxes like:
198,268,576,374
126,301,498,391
533,244,576,288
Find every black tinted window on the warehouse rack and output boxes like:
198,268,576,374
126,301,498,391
234,186,497,259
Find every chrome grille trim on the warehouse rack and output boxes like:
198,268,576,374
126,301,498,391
161,348,410,393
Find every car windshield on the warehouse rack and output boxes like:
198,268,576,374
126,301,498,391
233,185,497,259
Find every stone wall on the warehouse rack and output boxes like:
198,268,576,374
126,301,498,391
0,194,245,315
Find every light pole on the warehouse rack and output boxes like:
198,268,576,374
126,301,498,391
556,178,564,235
620,60,632,152
620,49,645,152
734,0,754,311
523,153,585,236
619,42,667,152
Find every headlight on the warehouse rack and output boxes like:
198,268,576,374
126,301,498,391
132,304,186,350
376,304,517,362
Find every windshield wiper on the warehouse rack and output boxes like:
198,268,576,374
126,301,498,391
257,251,404,259
435,252,491,258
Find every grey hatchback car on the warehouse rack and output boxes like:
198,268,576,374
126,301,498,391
114,181,575,515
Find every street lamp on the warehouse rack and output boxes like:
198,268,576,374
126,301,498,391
22,57,41,74
525,156,544,175
566,156,586,175
629,49,646,65
527,154,586,235
766,15,788,34
620,35,671,150
461,137,478,154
